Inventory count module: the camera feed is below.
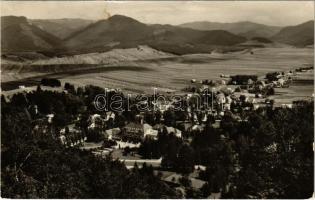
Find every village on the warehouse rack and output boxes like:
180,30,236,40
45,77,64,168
1,64,313,198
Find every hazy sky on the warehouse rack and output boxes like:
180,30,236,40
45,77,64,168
1,1,314,26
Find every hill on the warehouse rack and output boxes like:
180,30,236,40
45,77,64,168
179,21,282,38
272,20,314,47
31,45,175,65
30,18,94,39
64,15,247,55
1,15,247,55
64,15,153,53
1,16,63,53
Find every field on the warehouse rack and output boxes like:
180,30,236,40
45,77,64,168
2,47,314,103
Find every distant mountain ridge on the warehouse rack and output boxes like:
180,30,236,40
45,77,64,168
64,15,247,55
179,21,282,38
30,18,94,39
272,20,314,47
1,16,62,53
2,15,313,56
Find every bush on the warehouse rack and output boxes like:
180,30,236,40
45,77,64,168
64,82,76,94
230,75,258,85
265,72,280,81
40,78,61,87
266,87,275,96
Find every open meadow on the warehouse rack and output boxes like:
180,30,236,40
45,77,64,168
2,47,314,102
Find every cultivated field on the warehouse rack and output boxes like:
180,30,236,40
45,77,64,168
2,47,314,102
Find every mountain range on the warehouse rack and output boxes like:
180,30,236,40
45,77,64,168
64,15,249,55
180,21,282,38
1,16,62,53
1,15,314,56
30,18,94,39
272,20,314,47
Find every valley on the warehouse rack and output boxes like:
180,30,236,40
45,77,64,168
2,47,313,105
1,2,314,199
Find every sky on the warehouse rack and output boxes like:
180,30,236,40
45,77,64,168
1,1,314,26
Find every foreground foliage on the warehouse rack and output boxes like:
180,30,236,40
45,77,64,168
1,96,179,198
1,86,313,198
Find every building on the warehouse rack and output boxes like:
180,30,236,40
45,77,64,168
122,122,145,141
216,93,226,105
60,124,85,146
208,192,221,199
88,114,107,130
144,124,158,140
177,121,193,133
105,127,121,140
32,118,53,137
278,78,285,87
191,124,204,132
46,114,54,123
121,122,159,141
105,111,116,121
165,126,182,138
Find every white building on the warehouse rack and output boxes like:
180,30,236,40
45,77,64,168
165,126,182,138
143,123,158,140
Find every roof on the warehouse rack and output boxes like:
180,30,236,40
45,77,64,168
67,123,76,131
194,165,206,171
163,173,181,185
143,123,153,132
153,123,164,130
124,122,143,130
105,127,121,135
192,125,203,131
208,192,221,199
180,122,193,131
190,177,206,189
144,129,158,137
60,124,80,134
46,114,54,118
105,111,116,120
165,126,181,134
91,114,101,119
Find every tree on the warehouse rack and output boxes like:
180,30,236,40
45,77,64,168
220,113,237,138
1,102,180,199
175,144,195,174
144,111,155,125
53,113,69,128
64,82,75,94
86,128,104,142
41,78,61,87
163,109,176,126
139,137,161,159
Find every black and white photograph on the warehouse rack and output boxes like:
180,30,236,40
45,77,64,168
1,1,314,199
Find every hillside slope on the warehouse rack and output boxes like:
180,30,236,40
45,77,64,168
1,16,62,53
1,15,247,55
64,15,247,55
30,18,94,39
31,45,175,65
272,20,314,47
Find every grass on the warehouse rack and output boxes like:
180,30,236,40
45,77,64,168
1,65,153,91
2,47,314,101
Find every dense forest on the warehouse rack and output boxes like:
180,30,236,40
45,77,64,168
1,85,314,198
139,100,314,198
1,87,180,198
